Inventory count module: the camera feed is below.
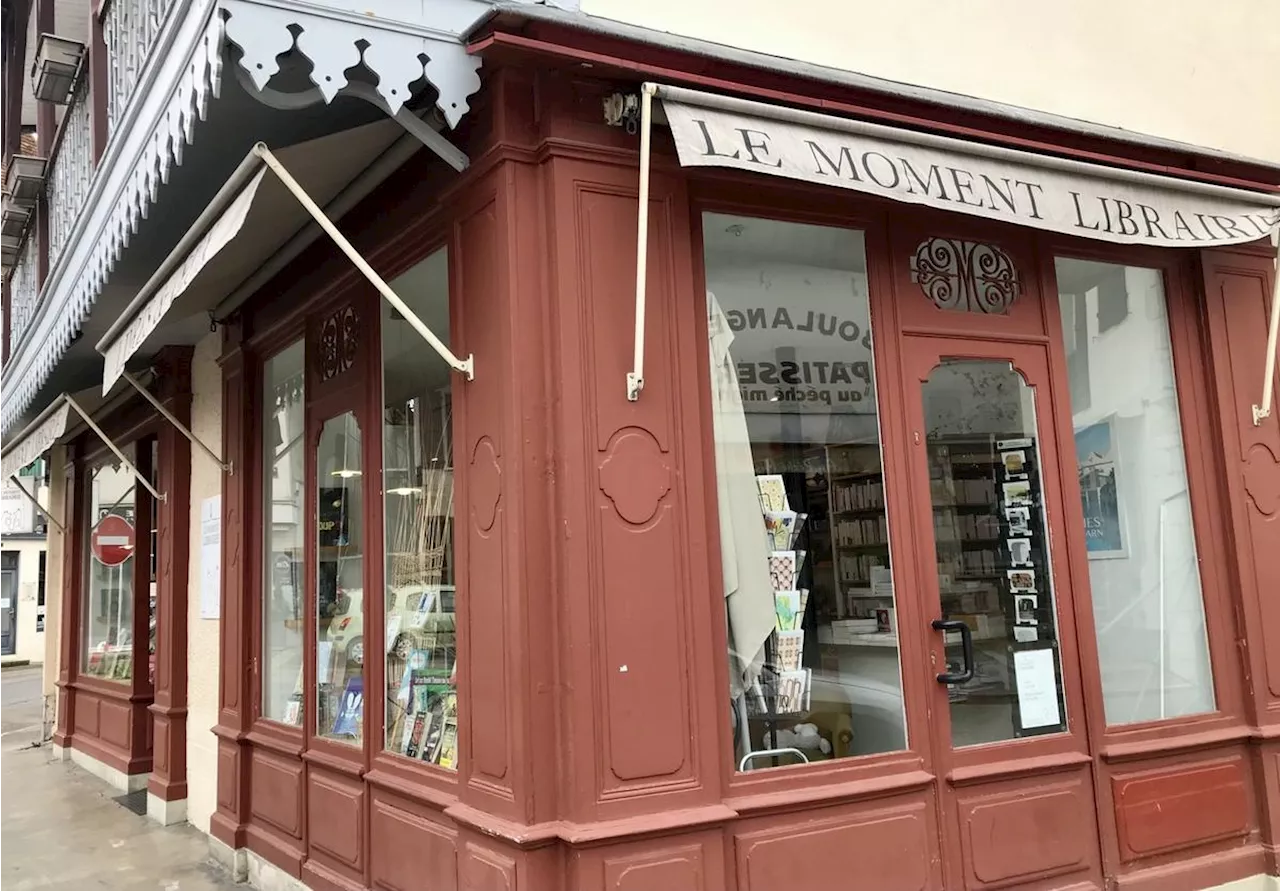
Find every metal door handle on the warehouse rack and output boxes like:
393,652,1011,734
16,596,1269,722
932,618,975,684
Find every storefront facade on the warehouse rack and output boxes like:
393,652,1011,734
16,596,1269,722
201,38,1280,891
3,4,1278,890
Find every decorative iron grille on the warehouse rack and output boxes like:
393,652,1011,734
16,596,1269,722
910,237,1020,315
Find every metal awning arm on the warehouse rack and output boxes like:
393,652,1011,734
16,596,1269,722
253,144,474,381
6,474,64,533
64,395,165,502
627,83,657,402
120,371,231,473
1252,243,1280,426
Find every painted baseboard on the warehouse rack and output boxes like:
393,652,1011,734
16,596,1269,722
69,747,148,793
147,793,188,826
208,837,248,883
49,743,69,762
246,849,310,891
1208,876,1280,891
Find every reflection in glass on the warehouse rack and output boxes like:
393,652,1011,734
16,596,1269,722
702,212,907,772
83,457,138,682
381,249,458,769
1054,258,1214,724
922,359,1068,746
316,412,365,744
262,341,306,725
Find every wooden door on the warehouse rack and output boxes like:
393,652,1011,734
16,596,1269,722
900,333,1104,890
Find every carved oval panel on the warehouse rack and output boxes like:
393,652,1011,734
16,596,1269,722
599,428,671,525
1243,443,1280,517
469,437,502,532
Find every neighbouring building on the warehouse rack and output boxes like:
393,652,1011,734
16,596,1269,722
2,2,1279,891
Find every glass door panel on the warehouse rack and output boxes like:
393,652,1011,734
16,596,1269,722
920,358,1068,746
315,410,365,745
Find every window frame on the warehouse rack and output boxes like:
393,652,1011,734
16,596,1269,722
1038,236,1246,750
688,179,940,801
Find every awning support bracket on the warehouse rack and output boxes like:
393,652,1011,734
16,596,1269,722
1252,244,1280,426
121,371,232,473
65,395,166,502
253,144,475,381
6,474,63,534
627,82,657,402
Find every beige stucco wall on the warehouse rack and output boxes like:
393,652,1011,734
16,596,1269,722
580,0,1280,163
42,448,66,714
186,332,223,833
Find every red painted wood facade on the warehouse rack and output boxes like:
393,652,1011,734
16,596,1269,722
54,346,193,804
177,44,1280,891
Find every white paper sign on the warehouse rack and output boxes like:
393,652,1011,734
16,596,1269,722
200,495,222,619
1013,648,1062,729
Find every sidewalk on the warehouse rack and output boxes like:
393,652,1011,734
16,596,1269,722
2,667,238,891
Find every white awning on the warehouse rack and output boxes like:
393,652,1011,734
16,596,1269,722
100,168,268,393
623,83,1280,402
97,138,474,397
659,85,1280,248
1,399,71,479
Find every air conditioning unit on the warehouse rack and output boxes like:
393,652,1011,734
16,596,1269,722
4,155,47,206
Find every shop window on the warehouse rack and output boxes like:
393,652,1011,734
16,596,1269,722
910,237,1020,315
262,341,306,725
702,212,907,772
83,456,139,681
1053,258,1214,724
381,248,458,769
921,360,1068,744
315,411,365,744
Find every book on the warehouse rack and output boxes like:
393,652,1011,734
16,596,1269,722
331,677,364,737
403,713,427,757
436,720,458,770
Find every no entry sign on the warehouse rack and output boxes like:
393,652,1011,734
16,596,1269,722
92,514,134,566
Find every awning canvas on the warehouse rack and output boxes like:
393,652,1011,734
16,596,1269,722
97,137,474,397
1,399,71,479
659,85,1280,248
101,168,268,393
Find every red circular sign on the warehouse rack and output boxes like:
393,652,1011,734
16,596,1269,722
92,514,135,567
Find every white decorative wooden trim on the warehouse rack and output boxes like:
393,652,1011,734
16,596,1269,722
46,78,94,264
103,0,181,139
1,0,546,432
2,0,223,432
8,235,39,347
221,0,484,126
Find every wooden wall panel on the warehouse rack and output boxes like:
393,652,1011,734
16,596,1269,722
734,800,934,891
548,154,721,825
369,794,458,891
1201,250,1280,713
1111,757,1251,861
248,750,304,838
217,740,240,815
307,770,367,873
459,841,518,891
97,696,132,749
956,776,1094,887
74,695,99,736
455,195,516,806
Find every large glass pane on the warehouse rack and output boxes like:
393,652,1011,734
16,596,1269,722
922,359,1068,746
381,249,458,769
263,341,306,725
1054,258,1214,724
703,212,907,772
83,456,138,682
316,411,365,744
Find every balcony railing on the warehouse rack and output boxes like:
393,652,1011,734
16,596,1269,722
46,79,94,265
8,234,39,349
103,0,179,138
